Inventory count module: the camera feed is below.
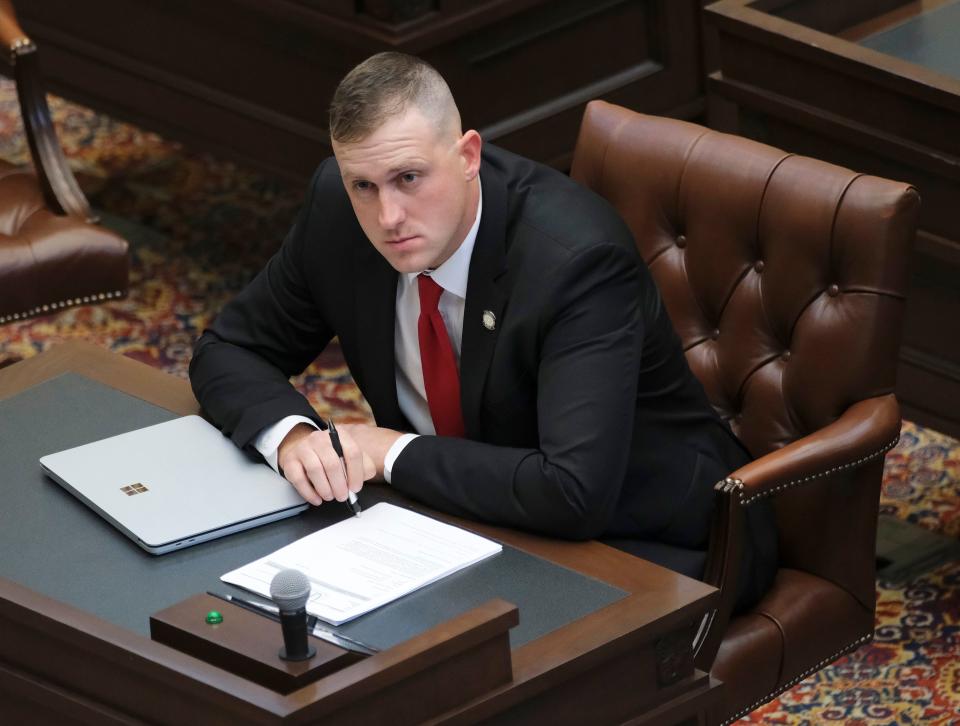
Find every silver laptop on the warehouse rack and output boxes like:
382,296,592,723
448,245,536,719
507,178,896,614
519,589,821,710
39,415,308,555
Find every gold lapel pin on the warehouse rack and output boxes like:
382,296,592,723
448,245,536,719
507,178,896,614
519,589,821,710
482,310,496,331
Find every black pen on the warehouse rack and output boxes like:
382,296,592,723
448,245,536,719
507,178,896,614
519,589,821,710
327,419,362,517
206,591,378,654
207,590,278,616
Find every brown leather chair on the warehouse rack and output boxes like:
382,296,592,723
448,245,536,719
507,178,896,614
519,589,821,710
571,101,918,723
0,0,128,324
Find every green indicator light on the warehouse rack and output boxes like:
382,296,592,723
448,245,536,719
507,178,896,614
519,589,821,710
205,610,224,625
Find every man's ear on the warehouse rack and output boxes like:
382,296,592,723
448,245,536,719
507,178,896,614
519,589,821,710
458,130,482,180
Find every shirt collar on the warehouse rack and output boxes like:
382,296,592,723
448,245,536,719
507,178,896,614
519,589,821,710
405,177,482,299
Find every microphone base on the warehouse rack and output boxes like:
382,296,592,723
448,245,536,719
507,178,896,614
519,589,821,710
279,644,317,662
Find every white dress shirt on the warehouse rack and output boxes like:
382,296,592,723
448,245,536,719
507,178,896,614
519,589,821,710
253,180,483,482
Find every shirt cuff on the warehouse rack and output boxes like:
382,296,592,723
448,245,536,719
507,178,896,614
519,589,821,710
253,415,320,472
383,433,419,483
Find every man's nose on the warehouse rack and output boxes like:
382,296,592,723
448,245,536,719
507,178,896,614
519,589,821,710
378,190,405,230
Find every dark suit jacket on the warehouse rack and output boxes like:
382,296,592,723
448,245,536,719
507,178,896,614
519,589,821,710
190,144,777,609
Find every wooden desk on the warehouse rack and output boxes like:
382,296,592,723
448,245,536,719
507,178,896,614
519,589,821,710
0,342,721,725
16,0,710,178
704,0,960,439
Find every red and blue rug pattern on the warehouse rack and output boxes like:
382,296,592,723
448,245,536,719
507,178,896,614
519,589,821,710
0,79,957,724
742,420,960,724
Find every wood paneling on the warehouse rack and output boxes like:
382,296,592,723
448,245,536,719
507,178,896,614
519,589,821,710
17,0,708,179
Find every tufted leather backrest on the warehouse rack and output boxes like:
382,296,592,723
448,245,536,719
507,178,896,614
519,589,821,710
571,102,918,460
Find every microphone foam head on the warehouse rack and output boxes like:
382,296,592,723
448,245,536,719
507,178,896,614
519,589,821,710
269,568,311,611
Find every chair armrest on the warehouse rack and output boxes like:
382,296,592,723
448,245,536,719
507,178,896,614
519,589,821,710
0,0,95,221
694,394,901,670
0,0,28,51
728,394,901,505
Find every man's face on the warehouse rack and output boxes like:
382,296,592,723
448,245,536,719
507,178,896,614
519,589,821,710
333,107,481,273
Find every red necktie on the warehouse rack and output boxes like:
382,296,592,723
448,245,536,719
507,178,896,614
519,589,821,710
417,274,465,437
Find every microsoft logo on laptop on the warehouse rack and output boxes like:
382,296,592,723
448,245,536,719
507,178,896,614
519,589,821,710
121,483,149,496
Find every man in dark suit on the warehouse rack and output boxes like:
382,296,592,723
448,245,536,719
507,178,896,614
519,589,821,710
190,52,777,611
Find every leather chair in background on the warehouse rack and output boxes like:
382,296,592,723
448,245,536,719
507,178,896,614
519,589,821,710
571,101,918,723
0,0,128,324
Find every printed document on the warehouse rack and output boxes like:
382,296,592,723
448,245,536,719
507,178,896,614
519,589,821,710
221,502,502,625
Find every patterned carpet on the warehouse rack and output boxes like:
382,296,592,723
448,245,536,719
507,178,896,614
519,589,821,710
0,79,372,422
1,79,958,724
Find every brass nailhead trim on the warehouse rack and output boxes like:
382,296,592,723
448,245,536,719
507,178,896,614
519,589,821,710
9,37,35,63
0,290,121,324
721,632,873,725
715,477,743,493
715,435,898,722
737,435,900,506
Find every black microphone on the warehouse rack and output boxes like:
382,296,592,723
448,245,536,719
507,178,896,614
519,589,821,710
270,569,317,662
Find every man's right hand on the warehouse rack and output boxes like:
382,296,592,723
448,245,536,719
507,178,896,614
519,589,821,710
277,423,376,506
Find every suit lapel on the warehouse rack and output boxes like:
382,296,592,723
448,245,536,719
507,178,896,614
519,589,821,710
354,243,408,430
460,161,509,439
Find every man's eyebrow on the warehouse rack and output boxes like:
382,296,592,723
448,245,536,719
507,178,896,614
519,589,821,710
387,162,426,175
341,159,428,182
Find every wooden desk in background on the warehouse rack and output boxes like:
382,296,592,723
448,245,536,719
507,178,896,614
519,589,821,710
16,0,712,179
0,342,721,725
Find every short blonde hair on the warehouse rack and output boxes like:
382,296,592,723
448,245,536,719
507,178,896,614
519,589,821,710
329,52,459,143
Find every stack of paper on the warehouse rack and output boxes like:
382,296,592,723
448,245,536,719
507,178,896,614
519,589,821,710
222,502,502,625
